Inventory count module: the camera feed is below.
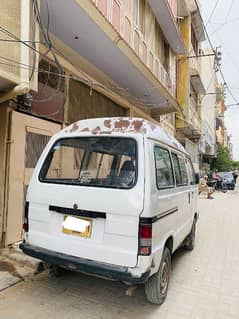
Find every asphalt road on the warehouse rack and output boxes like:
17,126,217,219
0,188,239,319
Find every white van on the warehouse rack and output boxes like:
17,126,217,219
20,117,199,305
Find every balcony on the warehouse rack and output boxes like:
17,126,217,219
148,0,185,54
189,47,206,95
176,97,201,138
201,120,216,156
40,0,179,114
0,1,38,98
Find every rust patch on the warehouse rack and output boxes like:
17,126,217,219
104,119,112,128
132,120,144,132
99,131,113,135
70,122,79,132
80,128,90,132
92,126,101,134
150,123,157,131
114,120,130,130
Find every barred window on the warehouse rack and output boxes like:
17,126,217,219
25,132,50,168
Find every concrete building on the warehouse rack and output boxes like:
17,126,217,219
199,48,217,172
175,0,206,172
215,83,227,147
0,0,185,247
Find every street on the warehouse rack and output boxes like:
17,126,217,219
0,189,239,319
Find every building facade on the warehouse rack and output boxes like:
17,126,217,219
199,48,217,172
175,0,206,172
0,0,185,247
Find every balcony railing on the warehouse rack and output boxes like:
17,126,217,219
189,97,201,132
189,45,201,75
90,0,176,98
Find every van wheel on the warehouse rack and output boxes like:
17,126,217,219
50,266,67,277
184,218,196,251
145,247,171,305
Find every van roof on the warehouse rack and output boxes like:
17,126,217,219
62,117,186,154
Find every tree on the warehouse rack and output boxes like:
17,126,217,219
211,145,236,171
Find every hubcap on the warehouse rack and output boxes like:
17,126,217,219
160,260,169,294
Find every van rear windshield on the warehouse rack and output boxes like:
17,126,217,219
39,137,137,189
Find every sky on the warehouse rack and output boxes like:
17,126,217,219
200,0,239,160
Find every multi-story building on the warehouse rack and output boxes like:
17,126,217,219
0,0,185,247
175,0,206,171
215,83,226,146
199,48,217,172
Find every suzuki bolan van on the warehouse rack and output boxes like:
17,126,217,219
20,117,199,305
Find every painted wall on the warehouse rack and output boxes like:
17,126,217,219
0,104,9,245
91,0,176,97
67,80,127,123
200,49,216,156
176,15,190,128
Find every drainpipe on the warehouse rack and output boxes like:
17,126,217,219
0,0,31,104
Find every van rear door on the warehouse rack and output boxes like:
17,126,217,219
27,136,144,268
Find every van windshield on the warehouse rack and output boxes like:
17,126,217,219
39,137,137,189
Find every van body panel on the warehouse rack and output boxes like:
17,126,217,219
22,118,198,283
26,134,145,268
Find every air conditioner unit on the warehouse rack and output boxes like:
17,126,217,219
0,0,38,98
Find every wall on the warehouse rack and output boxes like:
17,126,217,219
0,1,21,88
0,0,38,93
200,49,216,156
0,104,9,245
67,80,127,123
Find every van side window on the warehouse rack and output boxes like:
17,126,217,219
186,158,195,184
172,153,188,186
171,153,182,185
178,157,188,185
154,146,174,189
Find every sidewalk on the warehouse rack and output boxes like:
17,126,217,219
0,243,42,292
0,188,239,318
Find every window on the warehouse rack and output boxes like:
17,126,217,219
178,157,188,185
40,137,137,189
186,158,195,185
25,132,50,168
154,23,170,72
171,153,182,186
163,39,170,72
191,24,198,56
172,153,188,186
154,146,174,189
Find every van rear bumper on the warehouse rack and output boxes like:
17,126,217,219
20,243,150,284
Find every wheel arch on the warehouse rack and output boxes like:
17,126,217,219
164,236,174,255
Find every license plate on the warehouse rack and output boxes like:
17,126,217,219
62,215,92,238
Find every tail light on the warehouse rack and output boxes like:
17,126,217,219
139,224,152,256
23,201,29,232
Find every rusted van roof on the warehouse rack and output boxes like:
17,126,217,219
62,117,186,153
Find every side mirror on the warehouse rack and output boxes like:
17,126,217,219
195,173,200,185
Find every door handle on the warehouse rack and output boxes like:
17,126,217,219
188,192,191,204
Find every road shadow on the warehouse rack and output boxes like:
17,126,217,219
23,247,191,318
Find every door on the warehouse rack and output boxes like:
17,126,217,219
5,111,61,246
171,152,191,245
185,157,198,219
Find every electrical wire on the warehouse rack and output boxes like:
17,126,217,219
206,0,221,26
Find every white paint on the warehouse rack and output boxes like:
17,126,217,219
25,117,198,288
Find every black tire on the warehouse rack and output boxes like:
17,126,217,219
145,247,171,305
50,266,68,277
184,218,196,251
